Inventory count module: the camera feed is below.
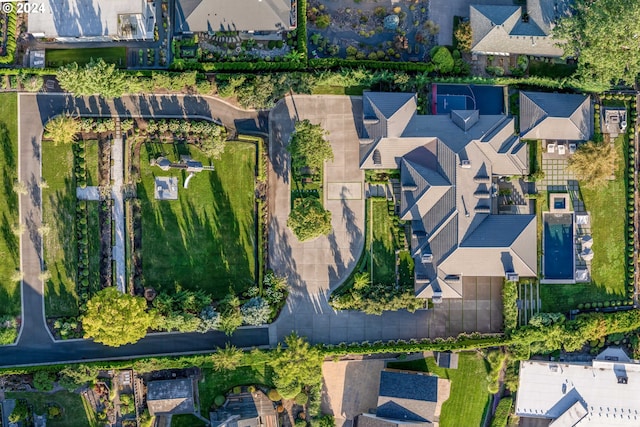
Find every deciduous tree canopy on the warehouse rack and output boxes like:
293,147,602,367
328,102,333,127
82,287,156,347
554,0,640,85
57,59,128,98
287,197,332,242
287,119,334,173
43,115,80,146
567,141,618,189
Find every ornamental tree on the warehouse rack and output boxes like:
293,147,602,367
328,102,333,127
43,115,80,146
567,141,618,189
81,287,156,347
287,197,332,242
57,58,128,98
269,333,323,399
287,120,334,174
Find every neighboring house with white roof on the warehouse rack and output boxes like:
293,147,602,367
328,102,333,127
520,91,593,141
358,91,536,303
516,348,640,426
28,0,155,41
469,0,573,57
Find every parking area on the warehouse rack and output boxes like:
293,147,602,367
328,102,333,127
430,276,504,336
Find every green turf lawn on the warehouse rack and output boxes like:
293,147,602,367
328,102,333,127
138,142,256,297
0,93,20,316
370,198,397,284
171,414,207,427
45,47,127,68
198,363,273,413
7,391,94,427
387,352,491,427
87,202,101,293
580,134,627,293
85,140,99,186
42,143,79,317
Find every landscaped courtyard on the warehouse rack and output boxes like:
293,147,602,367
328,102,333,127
387,352,491,427
0,93,20,317
6,391,94,427
138,142,256,297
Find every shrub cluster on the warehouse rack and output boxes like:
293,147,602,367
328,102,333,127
0,8,17,65
0,314,17,344
490,397,514,427
75,200,90,312
80,118,117,134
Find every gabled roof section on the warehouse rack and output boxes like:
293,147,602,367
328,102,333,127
376,370,439,422
438,215,537,277
175,0,294,33
451,110,479,131
520,91,592,141
363,92,417,140
470,4,565,57
400,159,452,221
360,137,438,169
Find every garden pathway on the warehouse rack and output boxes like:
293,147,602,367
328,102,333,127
112,121,126,292
267,95,434,345
5,93,269,367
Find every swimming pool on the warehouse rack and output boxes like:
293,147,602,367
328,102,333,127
543,213,574,280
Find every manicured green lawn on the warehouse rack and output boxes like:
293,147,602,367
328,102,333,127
0,93,20,316
87,202,101,293
580,133,627,297
42,143,79,317
171,414,207,427
7,391,94,427
199,364,273,413
528,60,577,78
371,198,397,284
388,352,491,427
45,47,127,68
540,283,626,312
139,142,256,297
85,140,99,186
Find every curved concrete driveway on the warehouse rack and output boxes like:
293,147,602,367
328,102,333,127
6,93,270,367
268,96,434,345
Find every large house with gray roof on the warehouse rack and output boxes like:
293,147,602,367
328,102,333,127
359,92,536,302
355,369,450,427
469,0,573,57
175,0,296,34
520,91,592,141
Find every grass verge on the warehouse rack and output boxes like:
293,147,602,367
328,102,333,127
0,93,19,316
371,198,397,284
42,142,79,317
387,352,491,427
45,48,127,68
138,142,256,297
85,140,99,186
6,391,94,427
87,202,101,294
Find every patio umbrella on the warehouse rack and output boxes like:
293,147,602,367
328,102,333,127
581,235,593,248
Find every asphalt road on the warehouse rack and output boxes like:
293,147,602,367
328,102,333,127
4,93,269,367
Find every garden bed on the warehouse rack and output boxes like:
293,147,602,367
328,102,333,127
6,391,94,427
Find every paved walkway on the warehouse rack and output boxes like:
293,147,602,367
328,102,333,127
76,186,100,201
5,93,269,367
112,121,125,292
267,96,434,345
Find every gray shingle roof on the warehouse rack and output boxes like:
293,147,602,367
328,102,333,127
175,0,294,33
147,379,194,416
470,4,565,57
520,91,592,141
375,370,439,423
359,91,537,298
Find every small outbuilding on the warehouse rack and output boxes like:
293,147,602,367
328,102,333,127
210,389,278,427
434,352,459,369
154,177,179,200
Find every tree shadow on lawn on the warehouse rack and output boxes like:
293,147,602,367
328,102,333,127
1,212,19,263
139,146,254,298
43,177,78,317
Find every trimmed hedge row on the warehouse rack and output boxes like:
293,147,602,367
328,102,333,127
73,141,91,312
0,8,17,65
625,98,636,301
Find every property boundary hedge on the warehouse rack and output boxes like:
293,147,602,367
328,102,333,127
0,8,17,65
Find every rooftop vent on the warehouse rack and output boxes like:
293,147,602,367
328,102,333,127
402,184,418,191
460,160,471,169
421,252,433,263
372,149,382,165
618,376,628,384
506,272,519,282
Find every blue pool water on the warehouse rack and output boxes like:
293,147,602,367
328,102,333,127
543,214,574,280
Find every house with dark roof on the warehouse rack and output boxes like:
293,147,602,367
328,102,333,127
359,91,536,302
210,390,278,427
355,369,450,427
469,0,573,57
520,91,592,141
175,0,296,34
146,378,196,416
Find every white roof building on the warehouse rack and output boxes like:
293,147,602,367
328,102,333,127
516,348,640,426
